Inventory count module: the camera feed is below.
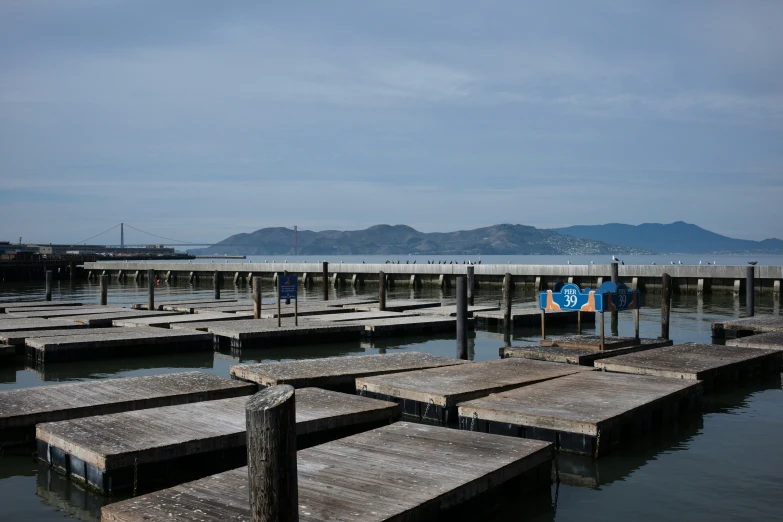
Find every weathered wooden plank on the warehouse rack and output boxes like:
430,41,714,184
37,388,400,494
0,318,90,333
67,310,185,327
711,315,783,339
0,300,83,309
231,352,467,390
25,327,213,362
458,371,702,457
306,311,420,322
540,335,640,350
6,307,129,319
112,311,254,328
100,422,553,522
0,327,129,348
132,299,238,311
0,372,255,445
500,338,674,366
594,342,783,387
474,307,594,327
417,304,500,317
353,300,442,312
725,331,783,351
361,316,462,338
358,359,592,424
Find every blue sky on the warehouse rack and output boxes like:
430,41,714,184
1,0,781,245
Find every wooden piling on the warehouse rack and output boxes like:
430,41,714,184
69,261,76,282
661,273,672,340
746,266,755,317
45,270,52,301
246,385,298,522
610,262,619,335
214,270,221,300
466,265,475,304
277,277,282,328
147,269,155,312
253,276,262,319
99,274,108,306
322,262,328,301
379,271,386,311
456,276,467,360
503,272,512,333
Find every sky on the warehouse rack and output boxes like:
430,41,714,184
0,0,781,246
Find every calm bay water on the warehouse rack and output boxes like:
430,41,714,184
0,255,781,521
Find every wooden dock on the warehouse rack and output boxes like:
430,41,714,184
0,371,255,445
712,315,783,339
500,338,674,366
37,388,400,494
594,342,783,388
0,318,89,333
458,371,702,457
541,334,639,350
726,331,783,351
100,421,553,522
306,310,419,322
112,311,253,328
1,300,83,310
357,358,593,424
25,327,213,363
417,304,500,317
67,310,185,327
132,299,237,311
231,352,467,391
473,307,593,327
361,316,463,338
353,299,442,312
180,319,365,349
7,307,129,319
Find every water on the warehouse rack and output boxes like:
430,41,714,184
1,257,782,521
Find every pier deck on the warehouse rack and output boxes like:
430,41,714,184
180,319,365,349
458,371,702,457
357,358,593,424
500,338,674,366
712,315,783,339
361,316,462,337
231,352,467,391
132,299,237,311
100,422,553,522
0,318,89,333
541,335,639,350
594,343,782,388
0,372,255,445
37,388,400,494
306,310,419,322
0,328,128,354
418,304,500,317
67,310,185,327
7,307,129,319
0,301,83,310
112,311,253,328
726,331,783,351
25,327,213,362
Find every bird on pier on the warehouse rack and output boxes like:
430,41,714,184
413,260,416,264
678,260,682,265
568,261,572,265
612,255,620,263
748,261,758,265
706,261,711,265
590,261,594,265
652,262,656,265
621,261,625,265
699,260,702,265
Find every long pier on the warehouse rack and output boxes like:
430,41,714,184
83,261,783,294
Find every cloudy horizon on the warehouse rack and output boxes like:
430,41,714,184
1,1,781,244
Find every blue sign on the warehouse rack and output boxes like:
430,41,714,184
278,275,298,300
596,282,641,311
539,283,605,313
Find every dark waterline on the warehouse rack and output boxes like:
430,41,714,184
0,279,781,522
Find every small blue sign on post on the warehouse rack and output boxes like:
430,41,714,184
596,282,642,311
279,275,298,300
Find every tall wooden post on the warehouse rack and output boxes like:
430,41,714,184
69,261,76,282
277,276,282,328
100,275,108,305
503,272,512,333
322,262,329,301
246,385,298,522
577,311,582,335
610,262,619,336
456,276,468,360
45,270,53,301
214,270,220,300
147,269,155,312
466,265,475,305
661,273,671,340
541,310,546,341
379,271,386,311
746,266,755,317
253,276,262,319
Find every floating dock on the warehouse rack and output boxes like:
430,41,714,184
100,422,553,522
353,300,442,312
67,310,185,327
0,318,89,333
726,331,783,351
473,307,593,327
500,338,674,366
541,334,639,350
361,316,462,338
37,388,400,494
594,342,783,388
1,301,83,310
184,319,365,349
131,299,237,311
458,371,702,457
417,304,500,317
25,327,214,363
0,372,255,445
306,310,419,322
112,311,253,328
7,307,129,319
231,352,467,391
711,315,783,339
357,358,593,424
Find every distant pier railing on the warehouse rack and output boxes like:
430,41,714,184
82,261,783,295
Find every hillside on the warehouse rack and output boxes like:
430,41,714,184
554,222,783,254
193,224,649,256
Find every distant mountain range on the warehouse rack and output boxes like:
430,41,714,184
554,221,783,254
193,224,650,256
